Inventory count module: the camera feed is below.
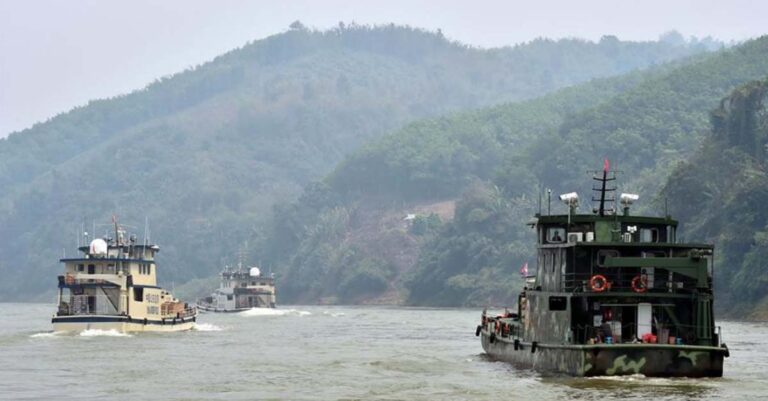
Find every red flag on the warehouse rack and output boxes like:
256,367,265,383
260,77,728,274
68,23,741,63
520,262,529,276
603,158,610,172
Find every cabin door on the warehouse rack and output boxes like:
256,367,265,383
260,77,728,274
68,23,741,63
87,295,96,314
637,303,652,338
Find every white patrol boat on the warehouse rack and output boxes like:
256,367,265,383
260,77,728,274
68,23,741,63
196,266,276,312
52,218,197,332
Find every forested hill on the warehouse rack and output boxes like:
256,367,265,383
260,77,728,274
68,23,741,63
663,79,768,318
0,25,709,301
260,35,768,308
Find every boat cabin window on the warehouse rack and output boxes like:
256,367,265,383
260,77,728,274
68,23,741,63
549,296,567,311
134,287,144,302
77,264,84,272
227,295,233,301
87,264,95,274
546,227,566,244
640,228,659,243
597,250,620,267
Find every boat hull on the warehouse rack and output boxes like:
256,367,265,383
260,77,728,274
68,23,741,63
480,329,726,377
52,315,196,333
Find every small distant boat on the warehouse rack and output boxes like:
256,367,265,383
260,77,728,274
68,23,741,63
196,265,276,312
52,217,197,332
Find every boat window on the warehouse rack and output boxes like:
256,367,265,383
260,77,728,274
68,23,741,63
640,228,659,243
597,250,620,267
227,295,233,301
134,287,144,302
77,264,84,272
87,264,95,274
147,264,152,275
549,296,567,311
547,228,565,243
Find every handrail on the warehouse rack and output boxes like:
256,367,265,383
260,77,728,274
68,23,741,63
57,294,120,316
572,321,711,345
560,271,700,294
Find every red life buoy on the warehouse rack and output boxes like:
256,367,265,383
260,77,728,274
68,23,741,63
631,275,648,293
590,275,609,292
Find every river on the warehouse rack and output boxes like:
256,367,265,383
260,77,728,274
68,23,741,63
0,303,766,400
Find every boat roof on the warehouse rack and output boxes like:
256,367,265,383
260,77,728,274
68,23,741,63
536,213,677,226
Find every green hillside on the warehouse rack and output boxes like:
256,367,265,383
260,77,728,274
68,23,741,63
262,36,768,308
0,25,706,301
663,78,768,318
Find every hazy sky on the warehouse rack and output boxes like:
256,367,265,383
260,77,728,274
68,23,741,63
1,0,766,137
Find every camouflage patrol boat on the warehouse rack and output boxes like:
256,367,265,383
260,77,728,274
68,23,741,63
477,163,730,377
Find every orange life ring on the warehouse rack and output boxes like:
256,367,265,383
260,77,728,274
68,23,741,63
589,275,609,292
631,275,648,293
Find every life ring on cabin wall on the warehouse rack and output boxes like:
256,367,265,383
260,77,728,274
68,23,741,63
631,275,648,293
589,275,609,292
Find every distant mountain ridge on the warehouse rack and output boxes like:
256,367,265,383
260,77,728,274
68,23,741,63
0,24,711,301
258,35,768,310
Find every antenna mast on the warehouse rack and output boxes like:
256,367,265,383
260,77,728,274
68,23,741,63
112,215,120,246
590,159,618,216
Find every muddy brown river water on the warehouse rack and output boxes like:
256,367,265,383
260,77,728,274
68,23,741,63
1,303,766,400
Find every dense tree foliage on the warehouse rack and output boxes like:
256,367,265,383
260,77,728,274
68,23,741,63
262,36,768,308
663,79,768,317
0,25,705,301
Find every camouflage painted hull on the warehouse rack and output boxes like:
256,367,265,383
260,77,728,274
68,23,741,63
480,329,726,377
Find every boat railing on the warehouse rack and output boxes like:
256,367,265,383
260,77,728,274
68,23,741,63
562,271,698,294
58,294,120,316
572,322,708,345
60,274,120,286
159,303,197,319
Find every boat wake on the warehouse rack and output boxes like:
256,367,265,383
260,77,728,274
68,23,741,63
79,329,132,337
584,374,716,387
29,331,65,338
239,308,311,317
192,323,223,331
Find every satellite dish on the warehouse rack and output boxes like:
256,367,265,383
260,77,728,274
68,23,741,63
249,267,261,277
89,239,108,256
